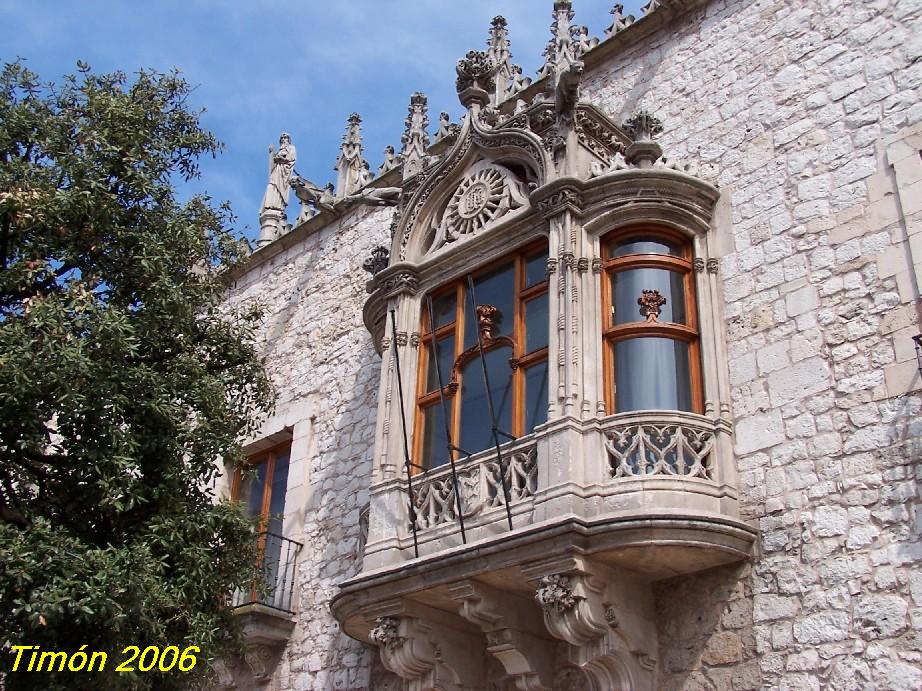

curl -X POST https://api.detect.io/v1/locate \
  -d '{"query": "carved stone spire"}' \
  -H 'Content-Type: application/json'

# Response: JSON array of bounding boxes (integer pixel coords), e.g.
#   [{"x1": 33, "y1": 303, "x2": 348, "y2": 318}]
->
[
  {"x1": 605, "y1": 4, "x2": 635, "y2": 36},
  {"x1": 487, "y1": 15, "x2": 518, "y2": 105},
  {"x1": 401, "y1": 93, "x2": 430, "y2": 180},
  {"x1": 538, "y1": 0, "x2": 579, "y2": 81},
  {"x1": 335, "y1": 113, "x2": 369, "y2": 199}
]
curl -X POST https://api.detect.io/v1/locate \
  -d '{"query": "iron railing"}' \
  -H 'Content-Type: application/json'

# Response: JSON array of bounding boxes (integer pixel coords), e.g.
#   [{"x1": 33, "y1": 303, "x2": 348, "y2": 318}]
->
[{"x1": 232, "y1": 531, "x2": 302, "y2": 614}]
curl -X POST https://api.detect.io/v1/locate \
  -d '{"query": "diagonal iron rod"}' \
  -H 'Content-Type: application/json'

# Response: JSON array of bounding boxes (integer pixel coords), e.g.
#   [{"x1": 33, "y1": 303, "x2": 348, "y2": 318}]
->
[
  {"x1": 466, "y1": 274, "x2": 515, "y2": 531},
  {"x1": 389, "y1": 309, "x2": 420, "y2": 558},
  {"x1": 426, "y1": 294, "x2": 468, "y2": 544}
]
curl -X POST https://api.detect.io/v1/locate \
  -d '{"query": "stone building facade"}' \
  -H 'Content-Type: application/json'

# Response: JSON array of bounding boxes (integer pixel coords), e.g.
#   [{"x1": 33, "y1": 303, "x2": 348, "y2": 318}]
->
[{"x1": 216, "y1": 0, "x2": 922, "y2": 689}]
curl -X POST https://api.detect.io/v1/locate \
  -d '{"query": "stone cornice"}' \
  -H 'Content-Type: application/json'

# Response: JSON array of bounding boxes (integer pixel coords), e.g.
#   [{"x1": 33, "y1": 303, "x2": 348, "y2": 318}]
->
[{"x1": 332, "y1": 511, "x2": 756, "y2": 640}]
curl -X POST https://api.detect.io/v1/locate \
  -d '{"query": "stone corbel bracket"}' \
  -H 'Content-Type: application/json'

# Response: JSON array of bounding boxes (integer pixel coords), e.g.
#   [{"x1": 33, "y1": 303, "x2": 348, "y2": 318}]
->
[
  {"x1": 447, "y1": 580, "x2": 556, "y2": 691},
  {"x1": 524, "y1": 559, "x2": 608, "y2": 647},
  {"x1": 522, "y1": 555, "x2": 659, "y2": 689},
  {"x1": 362, "y1": 599, "x2": 486, "y2": 690}
]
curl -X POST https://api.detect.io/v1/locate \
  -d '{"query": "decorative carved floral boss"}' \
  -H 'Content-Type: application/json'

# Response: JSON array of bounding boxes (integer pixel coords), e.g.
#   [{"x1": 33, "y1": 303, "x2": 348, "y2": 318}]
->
[
  {"x1": 637, "y1": 289, "x2": 666, "y2": 322},
  {"x1": 426, "y1": 162, "x2": 529, "y2": 254}
]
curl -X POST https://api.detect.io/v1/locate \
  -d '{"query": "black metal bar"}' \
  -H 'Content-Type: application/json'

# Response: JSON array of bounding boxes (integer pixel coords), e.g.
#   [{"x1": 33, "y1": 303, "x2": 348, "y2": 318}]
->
[
  {"x1": 466, "y1": 274, "x2": 515, "y2": 531},
  {"x1": 232, "y1": 531, "x2": 303, "y2": 613},
  {"x1": 390, "y1": 309, "x2": 421, "y2": 559},
  {"x1": 426, "y1": 294, "x2": 468, "y2": 544}
]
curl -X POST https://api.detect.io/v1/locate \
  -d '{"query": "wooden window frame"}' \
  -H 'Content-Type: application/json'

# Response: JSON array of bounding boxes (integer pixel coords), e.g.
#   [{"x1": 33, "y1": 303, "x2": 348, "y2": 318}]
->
[
  {"x1": 230, "y1": 441, "x2": 291, "y2": 531},
  {"x1": 414, "y1": 241, "x2": 549, "y2": 472},
  {"x1": 601, "y1": 226, "x2": 704, "y2": 415}
]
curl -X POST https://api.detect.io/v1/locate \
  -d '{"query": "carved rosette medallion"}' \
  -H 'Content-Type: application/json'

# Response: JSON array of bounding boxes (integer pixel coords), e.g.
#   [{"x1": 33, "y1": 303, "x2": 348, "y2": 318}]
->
[
  {"x1": 637, "y1": 289, "x2": 666, "y2": 322},
  {"x1": 427, "y1": 163, "x2": 527, "y2": 253},
  {"x1": 535, "y1": 574, "x2": 577, "y2": 613}
]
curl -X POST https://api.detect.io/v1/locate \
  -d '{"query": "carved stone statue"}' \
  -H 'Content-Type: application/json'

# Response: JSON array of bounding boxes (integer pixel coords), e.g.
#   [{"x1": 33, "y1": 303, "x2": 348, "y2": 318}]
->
[
  {"x1": 291, "y1": 175, "x2": 336, "y2": 222},
  {"x1": 509, "y1": 64, "x2": 532, "y2": 96},
  {"x1": 379, "y1": 145, "x2": 399, "y2": 174},
  {"x1": 342, "y1": 187, "x2": 402, "y2": 208},
  {"x1": 260, "y1": 133, "x2": 297, "y2": 212}
]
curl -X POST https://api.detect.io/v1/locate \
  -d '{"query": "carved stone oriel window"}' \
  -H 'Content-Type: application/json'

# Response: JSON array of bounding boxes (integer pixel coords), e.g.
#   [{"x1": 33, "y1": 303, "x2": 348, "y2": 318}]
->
[
  {"x1": 601, "y1": 227, "x2": 702, "y2": 414},
  {"x1": 416, "y1": 243, "x2": 549, "y2": 471}
]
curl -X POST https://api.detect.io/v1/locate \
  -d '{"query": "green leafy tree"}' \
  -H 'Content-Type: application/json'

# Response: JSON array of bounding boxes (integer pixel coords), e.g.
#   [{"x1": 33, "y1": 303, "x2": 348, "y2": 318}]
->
[{"x1": 0, "y1": 61, "x2": 274, "y2": 690}]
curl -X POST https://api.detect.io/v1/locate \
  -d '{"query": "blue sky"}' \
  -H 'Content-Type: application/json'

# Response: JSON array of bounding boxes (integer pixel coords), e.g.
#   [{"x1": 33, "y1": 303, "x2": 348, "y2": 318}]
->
[{"x1": 2, "y1": 0, "x2": 645, "y2": 240}]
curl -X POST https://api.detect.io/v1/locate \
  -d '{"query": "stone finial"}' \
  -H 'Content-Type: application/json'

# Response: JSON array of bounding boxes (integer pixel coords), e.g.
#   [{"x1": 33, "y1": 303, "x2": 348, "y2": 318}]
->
[
  {"x1": 335, "y1": 113, "x2": 370, "y2": 199},
  {"x1": 605, "y1": 4, "x2": 635, "y2": 36},
  {"x1": 536, "y1": 1, "x2": 578, "y2": 79},
  {"x1": 623, "y1": 111, "x2": 664, "y2": 140},
  {"x1": 401, "y1": 92, "x2": 430, "y2": 180},
  {"x1": 642, "y1": 0, "x2": 663, "y2": 15},
  {"x1": 623, "y1": 111, "x2": 664, "y2": 167},
  {"x1": 539, "y1": 0, "x2": 584, "y2": 125},
  {"x1": 258, "y1": 132, "x2": 297, "y2": 246},
  {"x1": 363, "y1": 246, "x2": 390, "y2": 276},
  {"x1": 487, "y1": 15, "x2": 520, "y2": 105},
  {"x1": 378, "y1": 145, "x2": 399, "y2": 174},
  {"x1": 456, "y1": 50, "x2": 496, "y2": 110}
]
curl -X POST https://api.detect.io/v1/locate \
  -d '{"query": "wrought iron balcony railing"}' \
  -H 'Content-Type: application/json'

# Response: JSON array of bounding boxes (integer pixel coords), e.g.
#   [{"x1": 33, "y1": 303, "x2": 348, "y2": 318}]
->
[{"x1": 232, "y1": 531, "x2": 302, "y2": 614}]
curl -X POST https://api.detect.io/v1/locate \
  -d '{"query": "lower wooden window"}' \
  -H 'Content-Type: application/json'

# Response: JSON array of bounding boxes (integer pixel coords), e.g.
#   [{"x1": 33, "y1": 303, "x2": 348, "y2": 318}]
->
[{"x1": 231, "y1": 444, "x2": 290, "y2": 534}]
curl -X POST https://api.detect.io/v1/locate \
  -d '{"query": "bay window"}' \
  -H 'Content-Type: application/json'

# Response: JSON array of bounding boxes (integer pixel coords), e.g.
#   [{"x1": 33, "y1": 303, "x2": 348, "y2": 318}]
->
[
  {"x1": 601, "y1": 227, "x2": 703, "y2": 415},
  {"x1": 415, "y1": 243, "x2": 549, "y2": 471}
]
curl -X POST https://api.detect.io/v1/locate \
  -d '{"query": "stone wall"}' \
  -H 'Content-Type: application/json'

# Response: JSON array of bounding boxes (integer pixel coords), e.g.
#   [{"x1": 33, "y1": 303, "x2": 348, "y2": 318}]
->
[
  {"x1": 583, "y1": 0, "x2": 922, "y2": 688},
  {"x1": 223, "y1": 205, "x2": 392, "y2": 690}
]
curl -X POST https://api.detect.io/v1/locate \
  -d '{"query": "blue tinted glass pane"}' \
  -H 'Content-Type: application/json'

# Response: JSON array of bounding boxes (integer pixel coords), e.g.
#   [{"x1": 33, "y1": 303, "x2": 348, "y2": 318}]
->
[
  {"x1": 421, "y1": 403, "x2": 449, "y2": 470},
  {"x1": 459, "y1": 347, "x2": 514, "y2": 455},
  {"x1": 610, "y1": 268, "x2": 686, "y2": 325},
  {"x1": 267, "y1": 450, "x2": 290, "y2": 534},
  {"x1": 525, "y1": 293, "x2": 549, "y2": 353},
  {"x1": 525, "y1": 361, "x2": 549, "y2": 432},
  {"x1": 425, "y1": 335, "x2": 454, "y2": 392},
  {"x1": 464, "y1": 263, "x2": 515, "y2": 348},
  {"x1": 608, "y1": 236, "x2": 681, "y2": 258},
  {"x1": 525, "y1": 250, "x2": 549, "y2": 287},
  {"x1": 246, "y1": 462, "x2": 268, "y2": 518},
  {"x1": 429, "y1": 292, "x2": 456, "y2": 331},
  {"x1": 614, "y1": 338, "x2": 692, "y2": 412}
]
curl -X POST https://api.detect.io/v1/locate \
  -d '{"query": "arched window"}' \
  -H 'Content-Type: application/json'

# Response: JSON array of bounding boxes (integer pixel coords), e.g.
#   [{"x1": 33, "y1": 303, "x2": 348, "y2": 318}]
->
[
  {"x1": 601, "y1": 227, "x2": 703, "y2": 415},
  {"x1": 415, "y1": 243, "x2": 549, "y2": 470}
]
